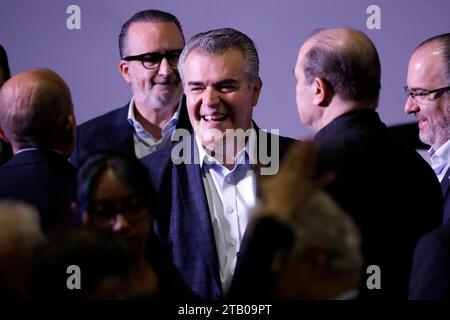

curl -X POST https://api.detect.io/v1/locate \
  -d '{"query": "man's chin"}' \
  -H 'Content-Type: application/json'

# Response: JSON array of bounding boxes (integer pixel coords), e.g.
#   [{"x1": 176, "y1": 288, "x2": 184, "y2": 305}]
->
[
  {"x1": 419, "y1": 131, "x2": 433, "y2": 147},
  {"x1": 148, "y1": 96, "x2": 181, "y2": 109}
]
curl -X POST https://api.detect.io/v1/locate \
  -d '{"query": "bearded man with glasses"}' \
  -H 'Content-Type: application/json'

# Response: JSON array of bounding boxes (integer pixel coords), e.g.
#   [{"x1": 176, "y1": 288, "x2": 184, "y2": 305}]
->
[
  {"x1": 406, "y1": 33, "x2": 450, "y2": 300},
  {"x1": 70, "y1": 9, "x2": 192, "y2": 167},
  {"x1": 404, "y1": 33, "x2": 450, "y2": 224}
]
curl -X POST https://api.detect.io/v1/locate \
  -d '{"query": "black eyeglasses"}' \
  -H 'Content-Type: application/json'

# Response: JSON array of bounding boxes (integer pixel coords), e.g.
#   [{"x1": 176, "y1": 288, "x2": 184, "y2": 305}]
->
[
  {"x1": 404, "y1": 85, "x2": 450, "y2": 104},
  {"x1": 123, "y1": 50, "x2": 183, "y2": 70},
  {"x1": 88, "y1": 195, "x2": 148, "y2": 225}
]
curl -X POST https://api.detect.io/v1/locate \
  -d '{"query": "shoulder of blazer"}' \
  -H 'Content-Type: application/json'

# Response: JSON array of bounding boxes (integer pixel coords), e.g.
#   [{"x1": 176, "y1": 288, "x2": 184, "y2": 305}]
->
[
  {"x1": 253, "y1": 122, "x2": 297, "y2": 160},
  {"x1": 77, "y1": 104, "x2": 130, "y2": 135}
]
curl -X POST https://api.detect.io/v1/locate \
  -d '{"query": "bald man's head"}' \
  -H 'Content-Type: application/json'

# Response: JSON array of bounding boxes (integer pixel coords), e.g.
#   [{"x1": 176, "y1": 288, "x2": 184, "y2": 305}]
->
[
  {"x1": 0, "y1": 69, "x2": 75, "y2": 155},
  {"x1": 414, "y1": 33, "x2": 450, "y2": 88},
  {"x1": 299, "y1": 28, "x2": 381, "y2": 107}
]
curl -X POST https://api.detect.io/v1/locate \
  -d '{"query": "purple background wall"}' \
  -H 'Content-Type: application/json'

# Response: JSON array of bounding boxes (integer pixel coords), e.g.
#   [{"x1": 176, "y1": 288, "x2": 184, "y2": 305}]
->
[{"x1": 1, "y1": 0, "x2": 449, "y2": 139}]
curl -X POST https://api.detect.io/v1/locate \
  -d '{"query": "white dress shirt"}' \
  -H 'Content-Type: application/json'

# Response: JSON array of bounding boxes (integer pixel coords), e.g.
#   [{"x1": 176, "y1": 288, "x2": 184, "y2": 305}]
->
[
  {"x1": 195, "y1": 134, "x2": 257, "y2": 294},
  {"x1": 428, "y1": 139, "x2": 450, "y2": 182},
  {"x1": 127, "y1": 97, "x2": 180, "y2": 159}
]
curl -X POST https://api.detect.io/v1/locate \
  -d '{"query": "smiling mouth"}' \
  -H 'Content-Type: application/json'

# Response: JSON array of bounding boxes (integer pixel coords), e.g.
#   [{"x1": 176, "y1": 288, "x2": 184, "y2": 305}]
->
[{"x1": 201, "y1": 114, "x2": 228, "y2": 121}]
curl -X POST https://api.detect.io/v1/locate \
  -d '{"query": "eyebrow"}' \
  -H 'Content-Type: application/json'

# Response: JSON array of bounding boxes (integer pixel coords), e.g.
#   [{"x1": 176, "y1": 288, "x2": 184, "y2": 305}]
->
[
  {"x1": 406, "y1": 85, "x2": 429, "y2": 90},
  {"x1": 187, "y1": 79, "x2": 240, "y2": 87},
  {"x1": 187, "y1": 81, "x2": 204, "y2": 87}
]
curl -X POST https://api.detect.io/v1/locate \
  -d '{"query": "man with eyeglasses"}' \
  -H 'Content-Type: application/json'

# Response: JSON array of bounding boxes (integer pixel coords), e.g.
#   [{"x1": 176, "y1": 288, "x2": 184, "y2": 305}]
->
[
  {"x1": 70, "y1": 10, "x2": 192, "y2": 167},
  {"x1": 404, "y1": 33, "x2": 450, "y2": 224},
  {"x1": 405, "y1": 33, "x2": 450, "y2": 300}
]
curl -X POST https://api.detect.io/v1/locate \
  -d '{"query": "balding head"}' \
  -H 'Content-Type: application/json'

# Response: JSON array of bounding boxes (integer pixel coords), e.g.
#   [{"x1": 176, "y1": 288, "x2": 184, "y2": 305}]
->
[
  {"x1": 0, "y1": 69, "x2": 75, "y2": 156},
  {"x1": 299, "y1": 28, "x2": 381, "y2": 107},
  {"x1": 404, "y1": 33, "x2": 450, "y2": 150},
  {"x1": 413, "y1": 33, "x2": 450, "y2": 89}
]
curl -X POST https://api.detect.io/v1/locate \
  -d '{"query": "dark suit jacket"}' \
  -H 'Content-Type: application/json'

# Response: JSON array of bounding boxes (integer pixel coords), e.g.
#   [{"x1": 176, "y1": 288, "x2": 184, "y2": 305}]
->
[
  {"x1": 409, "y1": 223, "x2": 450, "y2": 299},
  {"x1": 0, "y1": 140, "x2": 12, "y2": 166},
  {"x1": 440, "y1": 168, "x2": 450, "y2": 224},
  {"x1": 0, "y1": 149, "x2": 75, "y2": 233},
  {"x1": 387, "y1": 122, "x2": 429, "y2": 150},
  {"x1": 141, "y1": 127, "x2": 295, "y2": 300},
  {"x1": 314, "y1": 109, "x2": 443, "y2": 299},
  {"x1": 70, "y1": 97, "x2": 192, "y2": 167}
]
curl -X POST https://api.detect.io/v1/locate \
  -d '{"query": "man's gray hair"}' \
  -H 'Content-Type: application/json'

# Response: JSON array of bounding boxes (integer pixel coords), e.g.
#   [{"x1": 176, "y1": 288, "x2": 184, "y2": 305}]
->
[
  {"x1": 0, "y1": 200, "x2": 45, "y2": 297},
  {"x1": 178, "y1": 28, "x2": 259, "y2": 85},
  {"x1": 288, "y1": 191, "x2": 362, "y2": 275},
  {"x1": 0, "y1": 200, "x2": 44, "y2": 255}
]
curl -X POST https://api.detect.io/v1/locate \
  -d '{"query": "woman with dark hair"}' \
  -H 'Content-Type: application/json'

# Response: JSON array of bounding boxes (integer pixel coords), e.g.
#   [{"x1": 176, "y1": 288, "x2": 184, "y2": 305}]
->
[{"x1": 76, "y1": 152, "x2": 191, "y2": 299}]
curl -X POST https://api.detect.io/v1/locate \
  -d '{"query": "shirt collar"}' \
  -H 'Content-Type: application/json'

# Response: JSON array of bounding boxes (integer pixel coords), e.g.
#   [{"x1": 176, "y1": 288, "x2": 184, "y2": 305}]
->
[
  {"x1": 15, "y1": 147, "x2": 64, "y2": 156},
  {"x1": 195, "y1": 124, "x2": 257, "y2": 169},
  {"x1": 429, "y1": 139, "x2": 450, "y2": 164},
  {"x1": 127, "y1": 97, "x2": 181, "y2": 135}
]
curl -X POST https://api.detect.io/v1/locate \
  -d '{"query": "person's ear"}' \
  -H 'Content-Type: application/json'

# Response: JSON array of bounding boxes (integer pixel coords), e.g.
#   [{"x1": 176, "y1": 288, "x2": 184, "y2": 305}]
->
[
  {"x1": 312, "y1": 77, "x2": 332, "y2": 107},
  {"x1": 63, "y1": 114, "x2": 76, "y2": 149},
  {"x1": 251, "y1": 77, "x2": 263, "y2": 107},
  {"x1": 119, "y1": 60, "x2": 131, "y2": 84},
  {"x1": 66, "y1": 114, "x2": 76, "y2": 135}
]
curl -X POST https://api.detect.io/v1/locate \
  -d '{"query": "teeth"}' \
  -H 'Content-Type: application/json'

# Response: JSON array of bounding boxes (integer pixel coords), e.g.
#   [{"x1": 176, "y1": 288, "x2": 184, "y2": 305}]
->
[{"x1": 202, "y1": 114, "x2": 227, "y2": 121}]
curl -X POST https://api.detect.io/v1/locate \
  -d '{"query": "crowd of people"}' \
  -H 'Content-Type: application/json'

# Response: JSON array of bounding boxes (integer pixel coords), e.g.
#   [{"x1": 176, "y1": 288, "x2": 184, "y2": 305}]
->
[{"x1": 1, "y1": 9, "x2": 449, "y2": 300}]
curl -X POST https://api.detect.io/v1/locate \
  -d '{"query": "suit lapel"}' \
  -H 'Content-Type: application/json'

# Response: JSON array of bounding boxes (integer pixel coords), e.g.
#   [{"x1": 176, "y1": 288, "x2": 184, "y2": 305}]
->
[
  {"x1": 176, "y1": 136, "x2": 221, "y2": 289},
  {"x1": 110, "y1": 105, "x2": 135, "y2": 157},
  {"x1": 441, "y1": 167, "x2": 450, "y2": 198},
  {"x1": 176, "y1": 95, "x2": 193, "y2": 133}
]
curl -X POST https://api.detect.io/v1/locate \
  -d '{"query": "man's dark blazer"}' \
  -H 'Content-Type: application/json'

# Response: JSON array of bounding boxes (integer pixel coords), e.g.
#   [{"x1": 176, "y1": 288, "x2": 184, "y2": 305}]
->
[
  {"x1": 409, "y1": 222, "x2": 450, "y2": 299},
  {"x1": 140, "y1": 126, "x2": 295, "y2": 300},
  {"x1": 439, "y1": 169, "x2": 450, "y2": 224},
  {"x1": 70, "y1": 96, "x2": 192, "y2": 167},
  {"x1": 314, "y1": 109, "x2": 443, "y2": 299},
  {"x1": 387, "y1": 122, "x2": 429, "y2": 151},
  {"x1": 0, "y1": 140, "x2": 12, "y2": 166},
  {"x1": 0, "y1": 149, "x2": 75, "y2": 233}
]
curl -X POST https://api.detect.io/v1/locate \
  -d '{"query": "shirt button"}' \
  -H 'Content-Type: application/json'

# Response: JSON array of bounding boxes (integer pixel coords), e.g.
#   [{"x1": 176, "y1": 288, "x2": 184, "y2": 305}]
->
[
  {"x1": 231, "y1": 240, "x2": 236, "y2": 246},
  {"x1": 226, "y1": 177, "x2": 232, "y2": 183},
  {"x1": 227, "y1": 207, "x2": 234, "y2": 214}
]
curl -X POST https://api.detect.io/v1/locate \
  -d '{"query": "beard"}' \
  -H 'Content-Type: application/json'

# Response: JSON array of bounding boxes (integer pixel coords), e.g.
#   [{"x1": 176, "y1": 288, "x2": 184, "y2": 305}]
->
[
  {"x1": 134, "y1": 74, "x2": 183, "y2": 110},
  {"x1": 419, "y1": 101, "x2": 450, "y2": 148}
]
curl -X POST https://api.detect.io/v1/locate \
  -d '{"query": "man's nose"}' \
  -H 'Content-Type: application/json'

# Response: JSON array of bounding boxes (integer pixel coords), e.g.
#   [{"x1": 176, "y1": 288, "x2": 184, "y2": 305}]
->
[
  {"x1": 404, "y1": 96, "x2": 420, "y2": 114},
  {"x1": 202, "y1": 87, "x2": 220, "y2": 107},
  {"x1": 157, "y1": 57, "x2": 175, "y2": 76}
]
